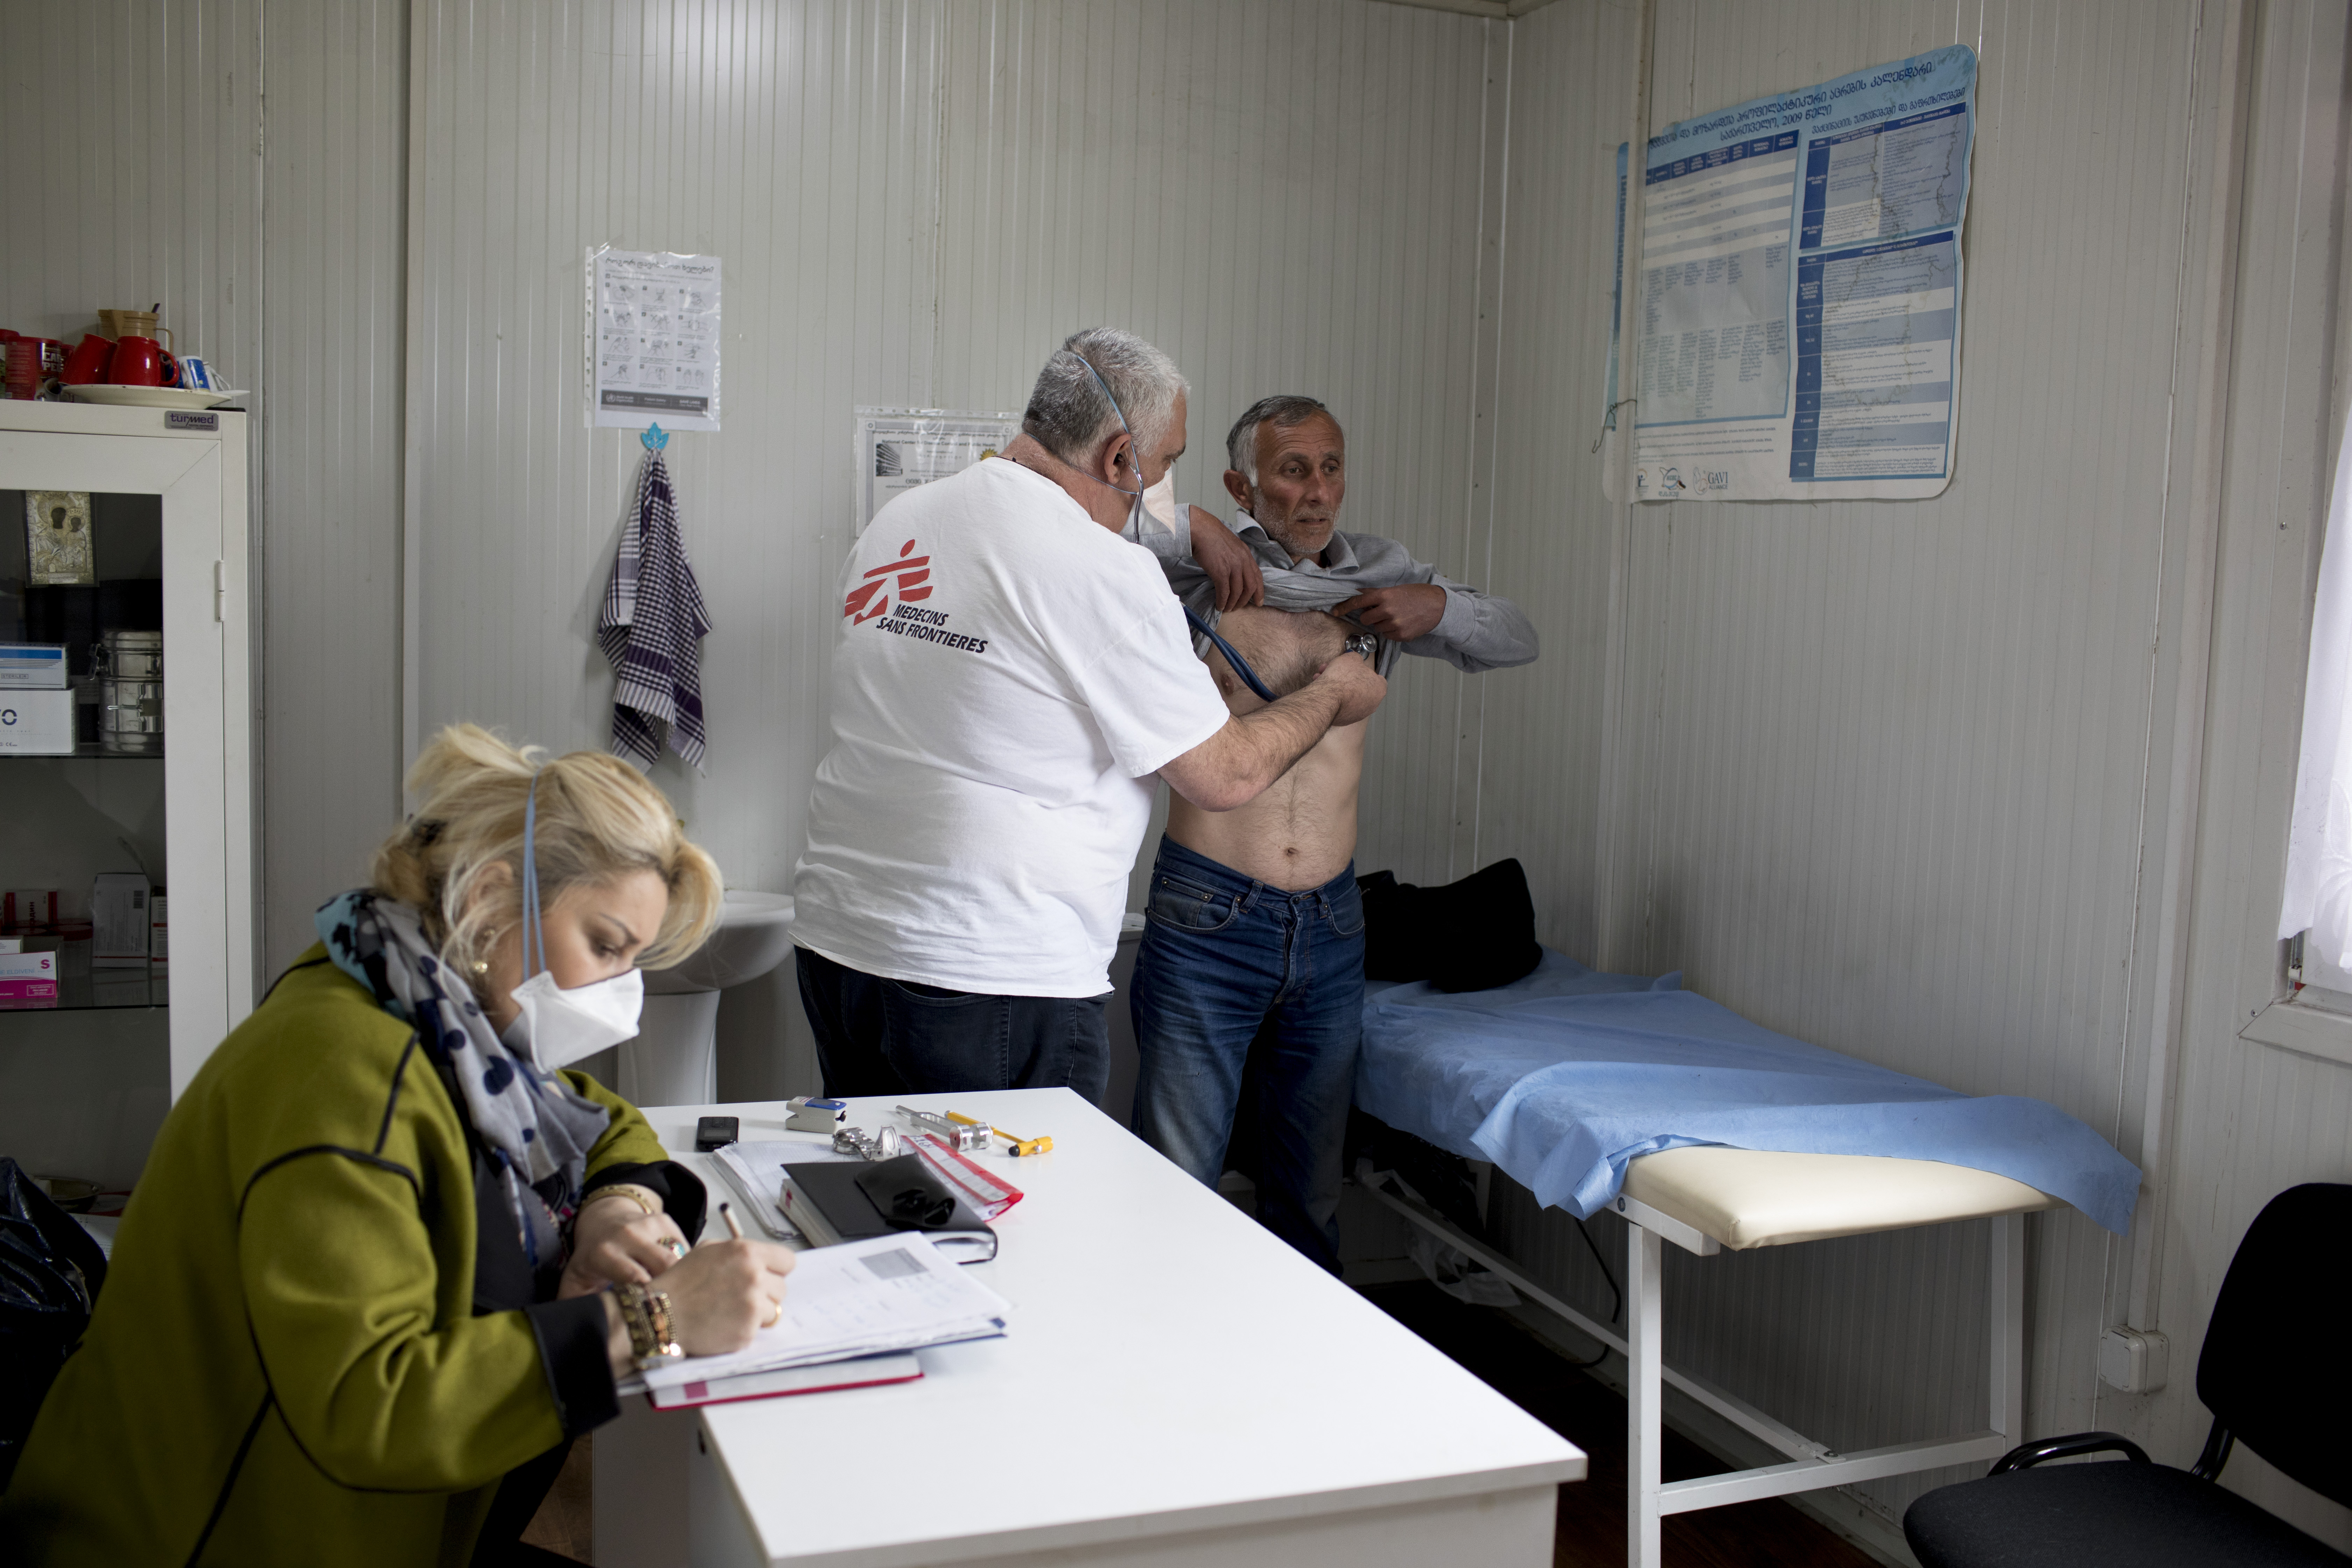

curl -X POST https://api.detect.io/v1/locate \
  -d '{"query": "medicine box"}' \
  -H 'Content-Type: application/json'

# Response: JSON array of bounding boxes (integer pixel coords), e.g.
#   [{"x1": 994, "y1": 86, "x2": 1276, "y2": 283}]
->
[
  {"x1": 0, "y1": 949, "x2": 60, "y2": 1004},
  {"x1": 0, "y1": 643, "x2": 69, "y2": 688},
  {"x1": 92, "y1": 873, "x2": 150, "y2": 967},
  {"x1": 5, "y1": 889, "x2": 57, "y2": 929},
  {"x1": 0, "y1": 688, "x2": 74, "y2": 755}
]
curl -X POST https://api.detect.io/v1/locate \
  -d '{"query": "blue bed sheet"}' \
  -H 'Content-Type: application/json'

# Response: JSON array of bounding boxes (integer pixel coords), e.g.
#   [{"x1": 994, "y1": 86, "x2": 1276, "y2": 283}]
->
[{"x1": 1355, "y1": 951, "x2": 2140, "y2": 1235}]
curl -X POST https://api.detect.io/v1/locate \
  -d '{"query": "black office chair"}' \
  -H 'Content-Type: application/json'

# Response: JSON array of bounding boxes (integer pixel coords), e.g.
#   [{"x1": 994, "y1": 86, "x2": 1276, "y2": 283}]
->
[{"x1": 1906, "y1": 1183, "x2": 2352, "y2": 1567}]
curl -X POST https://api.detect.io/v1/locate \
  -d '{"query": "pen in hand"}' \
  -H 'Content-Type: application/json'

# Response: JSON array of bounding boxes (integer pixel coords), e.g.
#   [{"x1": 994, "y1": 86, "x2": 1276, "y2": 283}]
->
[{"x1": 719, "y1": 1200, "x2": 789, "y2": 1334}]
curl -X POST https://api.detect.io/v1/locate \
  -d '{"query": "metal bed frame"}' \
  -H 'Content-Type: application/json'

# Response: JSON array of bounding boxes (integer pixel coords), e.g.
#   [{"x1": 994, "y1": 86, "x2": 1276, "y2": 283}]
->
[{"x1": 1359, "y1": 1175, "x2": 2026, "y2": 1568}]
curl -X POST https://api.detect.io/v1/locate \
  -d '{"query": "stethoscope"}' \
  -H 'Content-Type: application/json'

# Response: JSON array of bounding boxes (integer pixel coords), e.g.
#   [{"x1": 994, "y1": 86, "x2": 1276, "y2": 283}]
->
[{"x1": 1069, "y1": 351, "x2": 1284, "y2": 706}]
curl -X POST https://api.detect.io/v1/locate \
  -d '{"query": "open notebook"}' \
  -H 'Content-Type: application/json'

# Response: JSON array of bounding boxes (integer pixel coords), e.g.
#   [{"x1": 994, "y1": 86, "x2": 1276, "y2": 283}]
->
[{"x1": 634, "y1": 1232, "x2": 1010, "y2": 1394}]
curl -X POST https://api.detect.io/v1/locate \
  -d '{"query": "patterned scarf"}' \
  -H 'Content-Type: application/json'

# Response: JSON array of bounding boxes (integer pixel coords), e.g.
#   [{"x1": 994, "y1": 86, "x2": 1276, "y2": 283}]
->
[{"x1": 315, "y1": 890, "x2": 612, "y2": 1269}]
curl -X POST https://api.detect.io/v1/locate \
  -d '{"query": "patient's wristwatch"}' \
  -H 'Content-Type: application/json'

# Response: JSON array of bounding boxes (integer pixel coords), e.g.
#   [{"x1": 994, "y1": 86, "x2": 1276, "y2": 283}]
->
[
  {"x1": 616, "y1": 1281, "x2": 682, "y2": 1368},
  {"x1": 1343, "y1": 632, "x2": 1379, "y2": 660}
]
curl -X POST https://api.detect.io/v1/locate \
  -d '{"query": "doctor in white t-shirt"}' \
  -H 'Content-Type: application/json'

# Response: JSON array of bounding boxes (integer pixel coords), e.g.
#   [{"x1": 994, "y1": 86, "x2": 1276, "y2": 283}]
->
[{"x1": 791, "y1": 327, "x2": 1386, "y2": 1104}]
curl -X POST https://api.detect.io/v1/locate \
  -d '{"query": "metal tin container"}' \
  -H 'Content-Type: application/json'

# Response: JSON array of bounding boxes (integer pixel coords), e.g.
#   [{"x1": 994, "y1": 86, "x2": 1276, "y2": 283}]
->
[
  {"x1": 98, "y1": 629, "x2": 162, "y2": 681},
  {"x1": 99, "y1": 678, "x2": 163, "y2": 754},
  {"x1": 95, "y1": 631, "x2": 163, "y2": 755}
]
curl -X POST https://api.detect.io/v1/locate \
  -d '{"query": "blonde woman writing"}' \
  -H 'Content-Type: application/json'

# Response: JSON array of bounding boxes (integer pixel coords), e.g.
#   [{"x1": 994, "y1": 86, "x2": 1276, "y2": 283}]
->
[{"x1": 3, "y1": 726, "x2": 795, "y2": 1566}]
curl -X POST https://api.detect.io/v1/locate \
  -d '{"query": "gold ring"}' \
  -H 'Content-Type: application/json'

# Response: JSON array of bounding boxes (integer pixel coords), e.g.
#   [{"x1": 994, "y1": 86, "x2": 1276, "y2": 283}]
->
[{"x1": 761, "y1": 1297, "x2": 782, "y2": 1328}]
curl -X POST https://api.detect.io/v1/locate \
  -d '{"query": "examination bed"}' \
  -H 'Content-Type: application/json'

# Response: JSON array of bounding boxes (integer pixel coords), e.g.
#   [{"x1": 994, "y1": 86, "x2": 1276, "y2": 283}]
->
[{"x1": 1352, "y1": 952, "x2": 2141, "y2": 1568}]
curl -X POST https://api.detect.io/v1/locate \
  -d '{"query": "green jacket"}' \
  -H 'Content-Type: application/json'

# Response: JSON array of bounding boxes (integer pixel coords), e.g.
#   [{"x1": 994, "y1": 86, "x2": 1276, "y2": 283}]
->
[{"x1": 2, "y1": 945, "x2": 687, "y2": 1566}]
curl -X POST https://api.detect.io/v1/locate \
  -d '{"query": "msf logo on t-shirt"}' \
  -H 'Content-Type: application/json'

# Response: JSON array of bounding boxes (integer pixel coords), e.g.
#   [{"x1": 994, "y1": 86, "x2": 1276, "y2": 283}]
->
[
  {"x1": 843, "y1": 536, "x2": 990, "y2": 656},
  {"x1": 844, "y1": 539, "x2": 932, "y2": 624}
]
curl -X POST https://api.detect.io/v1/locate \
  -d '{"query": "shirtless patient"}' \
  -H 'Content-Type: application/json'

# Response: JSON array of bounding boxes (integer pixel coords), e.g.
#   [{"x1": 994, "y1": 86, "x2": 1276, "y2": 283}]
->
[{"x1": 1129, "y1": 396, "x2": 1539, "y2": 1270}]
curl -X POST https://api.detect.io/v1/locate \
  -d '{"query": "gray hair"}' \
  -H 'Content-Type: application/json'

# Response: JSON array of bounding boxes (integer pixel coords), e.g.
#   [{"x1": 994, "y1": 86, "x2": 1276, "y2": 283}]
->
[
  {"x1": 1224, "y1": 394, "x2": 1332, "y2": 482},
  {"x1": 1021, "y1": 328, "x2": 1188, "y2": 468}
]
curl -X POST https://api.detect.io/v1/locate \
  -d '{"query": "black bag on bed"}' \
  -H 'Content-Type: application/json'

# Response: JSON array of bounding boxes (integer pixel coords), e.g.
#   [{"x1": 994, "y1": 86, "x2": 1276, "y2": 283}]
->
[{"x1": 1358, "y1": 857, "x2": 1543, "y2": 993}]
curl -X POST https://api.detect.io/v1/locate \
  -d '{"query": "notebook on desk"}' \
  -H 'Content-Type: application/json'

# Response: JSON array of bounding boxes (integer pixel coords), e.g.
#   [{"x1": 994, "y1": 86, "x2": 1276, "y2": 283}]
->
[
  {"x1": 782, "y1": 1154, "x2": 1000, "y2": 1263},
  {"x1": 642, "y1": 1350, "x2": 922, "y2": 1410},
  {"x1": 635, "y1": 1232, "x2": 1009, "y2": 1394}
]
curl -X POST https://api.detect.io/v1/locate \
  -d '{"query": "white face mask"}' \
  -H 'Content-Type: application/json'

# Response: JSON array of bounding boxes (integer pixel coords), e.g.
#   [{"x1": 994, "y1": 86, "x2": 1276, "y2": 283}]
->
[
  {"x1": 502, "y1": 966, "x2": 644, "y2": 1072},
  {"x1": 1141, "y1": 468, "x2": 1178, "y2": 529}
]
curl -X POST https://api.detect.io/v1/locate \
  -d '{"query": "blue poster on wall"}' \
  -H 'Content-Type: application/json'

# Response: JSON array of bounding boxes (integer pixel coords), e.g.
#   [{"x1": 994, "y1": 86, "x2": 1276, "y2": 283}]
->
[{"x1": 1608, "y1": 45, "x2": 1976, "y2": 502}]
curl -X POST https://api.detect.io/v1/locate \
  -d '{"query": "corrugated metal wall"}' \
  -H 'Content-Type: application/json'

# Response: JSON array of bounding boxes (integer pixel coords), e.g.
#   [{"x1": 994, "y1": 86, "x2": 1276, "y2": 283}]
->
[
  {"x1": 930, "y1": 0, "x2": 1504, "y2": 894},
  {"x1": 1488, "y1": 0, "x2": 2351, "y2": 1541},
  {"x1": 404, "y1": 0, "x2": 1499, "y2": 902},
  {"x1": 2147, "y1": 0, "x2": 2351, "y2": 1544},
  {"x1": 400, "y1": 0, "x2": 1499, "y2": 1096},
  {"x1": 12, "y1": 2, "x2": 2352, "y2": 1547},
  {"x1": 0, "y1": 2, "x2": 262, "y2": 374},
  {"x1": 260, "y1": 0, "x2": 408, "y2": 966},
  {"x1": 0, "y1": 0, "x2": 405, "y2": 977},
  {"x1": 405, "y1": 0, "x2": 947, "y2": 885},
  {"x1": 1476, "y1": 0, "x2": 1631, "y2": 963}
]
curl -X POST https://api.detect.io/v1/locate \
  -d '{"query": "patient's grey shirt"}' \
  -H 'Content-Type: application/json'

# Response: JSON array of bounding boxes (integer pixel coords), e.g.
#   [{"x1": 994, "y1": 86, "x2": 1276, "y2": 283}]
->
[{"x1": 1143, "y1": 510, "x2": 1539, "y2": 676}]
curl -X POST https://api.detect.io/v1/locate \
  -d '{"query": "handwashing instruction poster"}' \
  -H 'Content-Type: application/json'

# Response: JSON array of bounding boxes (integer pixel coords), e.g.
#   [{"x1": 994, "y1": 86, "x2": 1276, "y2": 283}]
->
[
  {"x1": 853, "y1": 408, "x2": 1024, "y2": 533},
  {"x1": 591, "y1": 248, "x2": 722, "y2": 431},
  {"x1": 1609, "y1": 45, "x2": 1975, "y2": 502}
]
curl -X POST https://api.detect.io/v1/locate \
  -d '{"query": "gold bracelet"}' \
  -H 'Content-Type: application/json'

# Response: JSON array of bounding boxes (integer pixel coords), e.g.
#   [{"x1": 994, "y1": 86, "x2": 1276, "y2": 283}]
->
[
  {"x1": 616, "y1": 1281, "x2": 682, "y2": 1368},
  {"x1": 585, "y1": 1182, "x2": 663, "y2": 1221}
]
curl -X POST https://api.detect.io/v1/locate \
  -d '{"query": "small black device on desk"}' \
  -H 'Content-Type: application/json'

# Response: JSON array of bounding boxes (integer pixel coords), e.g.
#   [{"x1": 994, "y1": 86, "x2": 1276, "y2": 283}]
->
[
  {"x1": 694, "y1": 1115, "x2": 739, "y2": 1152},
  {"x1": 782, "y1": 1154, "x2": 999, "y2": 1262}
]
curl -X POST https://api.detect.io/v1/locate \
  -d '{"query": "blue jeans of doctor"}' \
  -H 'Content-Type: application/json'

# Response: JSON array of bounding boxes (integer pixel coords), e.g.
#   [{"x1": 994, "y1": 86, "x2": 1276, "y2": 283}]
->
[{"x1": 1129, "y1": 836, "x2": 1365, "y2": 1273}]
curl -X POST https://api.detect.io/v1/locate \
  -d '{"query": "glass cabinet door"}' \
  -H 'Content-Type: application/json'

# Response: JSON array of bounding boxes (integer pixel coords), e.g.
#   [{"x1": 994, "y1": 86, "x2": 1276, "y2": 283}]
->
[
  {"x1": 0, "y1": 411, "x2": 250, "y2": 1204},
  {"x1": 2, "y1": 491, "x2": 170, "y2": 983},
  {"x1": 0, "y1": 489, "x2": 173, "y2": 1199}
]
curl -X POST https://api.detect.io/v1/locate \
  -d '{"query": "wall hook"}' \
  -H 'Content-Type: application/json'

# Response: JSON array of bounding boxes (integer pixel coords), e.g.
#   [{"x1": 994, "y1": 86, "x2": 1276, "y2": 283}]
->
[{"x1": 641, "y1": 422, "x2": 669, "y2": 451}]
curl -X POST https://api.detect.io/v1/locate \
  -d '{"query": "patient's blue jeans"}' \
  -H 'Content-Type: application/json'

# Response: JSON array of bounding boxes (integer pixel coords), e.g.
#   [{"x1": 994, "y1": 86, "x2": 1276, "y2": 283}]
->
[{"x1": 1128, "y1": 836, "x2": 1365, "y2": 1273}]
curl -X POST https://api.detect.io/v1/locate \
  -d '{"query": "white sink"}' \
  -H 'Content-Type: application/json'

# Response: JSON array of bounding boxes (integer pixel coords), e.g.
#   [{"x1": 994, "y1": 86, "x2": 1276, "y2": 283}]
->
[
  {"x1": 622, "y1": 890, "x2": 795, "y2": 1107},
  {"x1": 645, "y1": 890, "x2": 797, "y2": 994}
]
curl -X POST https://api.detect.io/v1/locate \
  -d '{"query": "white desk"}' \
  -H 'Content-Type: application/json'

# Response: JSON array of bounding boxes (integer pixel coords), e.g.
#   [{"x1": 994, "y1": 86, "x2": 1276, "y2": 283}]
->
[{"x1": 596, "y1": 1088, "x2": 1583, "y2": 1568}]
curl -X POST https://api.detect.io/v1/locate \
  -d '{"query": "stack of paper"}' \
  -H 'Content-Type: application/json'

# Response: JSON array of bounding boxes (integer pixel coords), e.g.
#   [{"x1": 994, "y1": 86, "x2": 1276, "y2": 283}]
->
[
  {"x1": 711, "y1": 1138, "x2": 850, "y2": 1239},
  {"x1": 636, "y1": 1232, "x2": 1011, "y2": 1395}
]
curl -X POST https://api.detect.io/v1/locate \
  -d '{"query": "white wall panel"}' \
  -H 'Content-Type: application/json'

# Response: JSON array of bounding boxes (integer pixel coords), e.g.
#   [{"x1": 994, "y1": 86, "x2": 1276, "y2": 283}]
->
[
  {"x1": 20, "y1": 9, "x2": 2351, "y2": 1551},
  {"x1": 404, "y1": 0, "x2": 1494, "y2": 1096},
  {"x1": 259, "y1": 0, "x2": 408, "y2": 970},
  {"x1": 0, "y1": 0, "x2": 268, "y2": 977},
  {"x1": 406, "y1": 0, "x2": 1495, "y2": 914},
  {"x1": 2144, "y1": 0, "x2": 2351, "y2": 1544},
  {"x1": 0, "y1": 1, "x2": 262, "y2": 375},
  {"x1": 407, "y1": 0, "x2": 948, "y2": 888},
  {"x1": 0, "y1": 1, "x2": 409, "y2": 981},
  {"x1": 1484, "y1": 0, "x2": 2256, "y2": 1532},
  {"x1": 930, "y1": 0, "x2": 1499, "y2": 898},
  {"x1": 1475, "y1": 0, "x2": 1631, "y2": 961}
]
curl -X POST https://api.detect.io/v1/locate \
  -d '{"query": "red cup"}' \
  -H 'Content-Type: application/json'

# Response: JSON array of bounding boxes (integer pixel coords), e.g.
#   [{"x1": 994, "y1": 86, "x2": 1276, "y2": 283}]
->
[
  {"x1": 4, "y1": 337, "x2": 59, "y2": 399},
  {"x1": 109, "y1": 335, "x2": 170, "y2": 387},
  {"x1": 59, "y1": 334, "x2": 114, "y2": 386}
]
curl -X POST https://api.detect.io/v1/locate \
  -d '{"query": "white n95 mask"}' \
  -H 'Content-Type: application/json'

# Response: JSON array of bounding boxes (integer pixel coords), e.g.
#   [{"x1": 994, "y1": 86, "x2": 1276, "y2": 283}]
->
[
  {"x1": 503, "y1": 966, "x2": 644, "y2": 1073},
  {"x1": 1126, "y1": 467, "x2": 1181, "y2": 547},
  {"x1": 503, "y1": 764, "x2": 645, "y2": 1073},
  {"x1": 1143, "y1": 468, "x2": 1178, "y2": 529}
]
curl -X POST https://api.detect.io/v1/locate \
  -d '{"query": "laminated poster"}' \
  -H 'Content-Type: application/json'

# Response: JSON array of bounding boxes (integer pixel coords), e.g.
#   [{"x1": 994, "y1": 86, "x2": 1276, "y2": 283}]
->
[
  {"x1": 590, "y1": 247, "x2": 721, "y2": 431},
  {"x1": 1607, "y1": 45, "x2": 1976, "y2": 502},
  {"x1": 853, "y1": 408, "x2": 1024, "y2": 534}
]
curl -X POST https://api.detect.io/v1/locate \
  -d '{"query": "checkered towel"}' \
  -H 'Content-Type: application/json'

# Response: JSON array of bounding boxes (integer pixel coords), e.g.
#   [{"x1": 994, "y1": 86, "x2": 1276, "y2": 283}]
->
[{"x1": 598, "y1": 450, "x2": 712, "y2": 771}]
